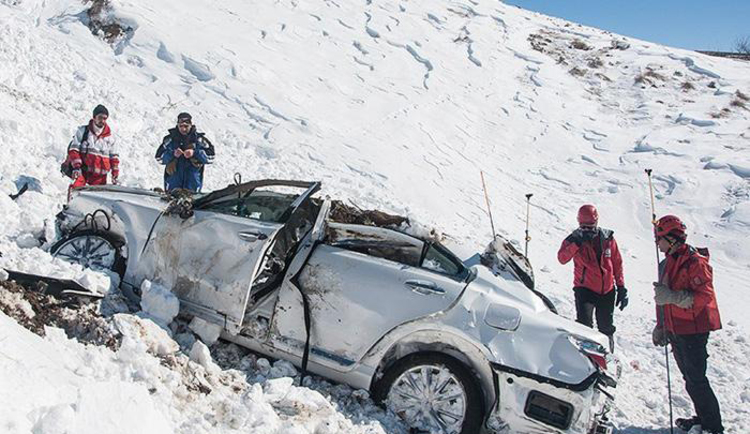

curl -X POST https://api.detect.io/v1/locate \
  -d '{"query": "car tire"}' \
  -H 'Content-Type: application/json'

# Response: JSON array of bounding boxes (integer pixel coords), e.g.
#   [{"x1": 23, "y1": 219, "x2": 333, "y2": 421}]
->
[
  {"x1": 51, "y1": 230, "x2": 126, "y2": 278},
  {"x1": 372, "y1": 352, "x2": 485, "y2": 434}
]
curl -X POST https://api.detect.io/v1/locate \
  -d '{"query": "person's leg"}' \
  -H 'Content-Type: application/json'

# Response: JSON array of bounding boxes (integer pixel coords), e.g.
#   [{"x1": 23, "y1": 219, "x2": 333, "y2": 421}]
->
[
  {"x1": 574, "y1": 287, "x2": 595, "y2": 328},
  {"x1": 672, "y1": 333, "x2": 723, "y2": 432},
  {"x1": 595, "y1": 289, "x2": 617, "y2": 336}
]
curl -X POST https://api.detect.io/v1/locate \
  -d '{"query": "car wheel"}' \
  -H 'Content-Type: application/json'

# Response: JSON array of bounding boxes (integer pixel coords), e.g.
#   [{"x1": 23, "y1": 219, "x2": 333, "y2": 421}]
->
[
  {"x1": 51, "y1": 230, "x2": 126, "y2": 277},
  {"x1": 373, "y1": 353, "x2": 485, "y2": 434}
]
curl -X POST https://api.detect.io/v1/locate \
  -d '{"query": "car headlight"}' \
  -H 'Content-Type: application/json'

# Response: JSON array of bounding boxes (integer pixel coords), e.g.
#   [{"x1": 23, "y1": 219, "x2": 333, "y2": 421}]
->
[{"x1": 568, "y1": 334, "x2": 608, "y2": 371}]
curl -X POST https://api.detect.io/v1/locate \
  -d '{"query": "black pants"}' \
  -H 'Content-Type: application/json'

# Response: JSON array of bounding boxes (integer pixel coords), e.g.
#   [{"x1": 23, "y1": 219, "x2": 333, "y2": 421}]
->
[
  {"x1": 672, "y1": 333, "x2": 723, "y2": 433},
  {"x1": 573, "y1": 287, "x2": 615, "y2": 336}
]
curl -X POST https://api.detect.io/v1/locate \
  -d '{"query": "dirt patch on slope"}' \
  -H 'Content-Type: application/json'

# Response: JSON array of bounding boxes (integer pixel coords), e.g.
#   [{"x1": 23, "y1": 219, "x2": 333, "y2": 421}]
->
[{"x1": 0, "y1": 279, "x2": 121, "y2": 350}]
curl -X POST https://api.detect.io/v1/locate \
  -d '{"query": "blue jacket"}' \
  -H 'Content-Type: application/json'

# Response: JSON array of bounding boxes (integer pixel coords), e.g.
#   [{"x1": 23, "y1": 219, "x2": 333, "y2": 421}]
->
[{"x1": 157, "y1": 127, "x2": 213, "y2": 192}]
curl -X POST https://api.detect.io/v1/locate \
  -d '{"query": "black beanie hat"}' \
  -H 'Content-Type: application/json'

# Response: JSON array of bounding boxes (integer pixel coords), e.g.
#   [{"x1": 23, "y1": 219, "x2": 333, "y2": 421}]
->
[
  {"x1": 177, "y1": 112, "x2": 192, "y2": 123},
  {"x1": 93, "y1": 104, "x2": 109, "y2": 117}
]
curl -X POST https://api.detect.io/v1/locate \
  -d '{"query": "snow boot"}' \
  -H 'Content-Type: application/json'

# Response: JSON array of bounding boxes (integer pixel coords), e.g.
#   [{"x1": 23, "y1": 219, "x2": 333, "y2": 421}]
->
[
  {"x1": 676, "y1": 416, "x2": 701, "y2": 432},
  {"x1": 607, "y1": 334, "x2": 615, "y2": 353}
]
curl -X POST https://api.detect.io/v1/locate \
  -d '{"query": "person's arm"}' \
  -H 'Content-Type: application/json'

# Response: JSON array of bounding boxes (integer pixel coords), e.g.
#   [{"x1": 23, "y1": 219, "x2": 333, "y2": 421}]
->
[
  {"x1": 161, "y1": 140, "x2": 176, "y2": 165},
  {"x1": 109, "y1": 137, "x2": 120, "y2": 182},
  {"x1": 612, "y1": 237, "x2": 625, "y2": 287},
  {"x1": 155, "y1": 139, "x2": 167, "y2": 163},
  {"x1": 686, "y1": 257, "x2": 714, "y2": 312},
  {"x1": 557, "y1": 231, "x2": 581, "y2": 264},
  {"x1": 191, "y1": 140, "x2": 209, "y2": 164},
  {"x1": 68, "y1": 127, "x2": 84, "y2": 170}
]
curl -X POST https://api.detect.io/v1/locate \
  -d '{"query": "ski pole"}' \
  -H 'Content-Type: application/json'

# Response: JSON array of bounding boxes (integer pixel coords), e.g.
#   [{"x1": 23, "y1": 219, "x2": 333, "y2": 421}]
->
[
  {"x1": 480, "y1": 171, "x2": 497, "y2": 240},
  {"x1": 646, "y1": 168, "x2": 674, "y2": 434},
  {"x1": 524, "y1": 193, "x2": 533, "y2": 257}
]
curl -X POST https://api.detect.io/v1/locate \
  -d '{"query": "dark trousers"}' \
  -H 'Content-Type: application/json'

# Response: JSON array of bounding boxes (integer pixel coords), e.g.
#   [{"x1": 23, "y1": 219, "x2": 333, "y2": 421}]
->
[
  {"x1": 672, "y1": 333, "x2": 723, "y2": 433},
  {"x1": 573, "y1": 287, "x2": 616, "y2": 336}
]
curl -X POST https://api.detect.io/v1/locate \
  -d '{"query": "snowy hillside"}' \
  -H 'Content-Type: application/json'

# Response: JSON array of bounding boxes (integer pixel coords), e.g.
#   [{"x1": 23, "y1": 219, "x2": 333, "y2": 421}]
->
[{"x1": 1, "y1": 0, "x2": 749, "y2": 433}]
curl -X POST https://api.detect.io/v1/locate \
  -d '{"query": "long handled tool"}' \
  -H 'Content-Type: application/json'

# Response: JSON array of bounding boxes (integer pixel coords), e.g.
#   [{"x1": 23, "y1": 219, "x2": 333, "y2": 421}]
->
[
  {"x1": 524, "y1": 193, "x2": 533, "y2": 257},
  {"x1": 646, "y1": 168, "x2": 674, "y2": 434},
  {"x1": 480, "y1": 171, "x2": 497, "y2": 240}
]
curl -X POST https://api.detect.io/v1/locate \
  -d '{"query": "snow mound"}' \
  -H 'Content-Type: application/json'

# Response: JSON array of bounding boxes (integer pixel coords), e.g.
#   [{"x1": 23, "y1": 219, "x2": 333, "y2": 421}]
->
[{"x1": 139, "y1": 279, "x2": 179, "y2": 328}]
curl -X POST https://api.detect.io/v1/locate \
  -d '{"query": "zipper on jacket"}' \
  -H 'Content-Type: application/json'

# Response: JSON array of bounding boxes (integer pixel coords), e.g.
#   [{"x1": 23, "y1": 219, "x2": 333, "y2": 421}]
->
[
  {"x1": 599, "y1": 232, "x2": 606, "y2": 293},
  {"x1": 580, "y1": 267, "x2": 587, "y2": 285}
]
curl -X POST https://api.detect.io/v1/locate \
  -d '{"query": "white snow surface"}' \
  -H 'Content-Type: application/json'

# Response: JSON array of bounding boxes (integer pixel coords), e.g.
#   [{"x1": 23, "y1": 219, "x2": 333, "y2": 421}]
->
[{"x1": 0, "y1": 0, "x2": 749, "y2": 433}]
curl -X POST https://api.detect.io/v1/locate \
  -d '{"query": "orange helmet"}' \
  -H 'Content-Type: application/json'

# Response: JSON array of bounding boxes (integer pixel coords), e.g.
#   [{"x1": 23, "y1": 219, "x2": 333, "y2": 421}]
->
[
  {"x1": 577, "y1": 205, "x2": 598, "y2": 226},
  {"x1": 655, "y1": 215, "x2": 687, "y2": 241}
]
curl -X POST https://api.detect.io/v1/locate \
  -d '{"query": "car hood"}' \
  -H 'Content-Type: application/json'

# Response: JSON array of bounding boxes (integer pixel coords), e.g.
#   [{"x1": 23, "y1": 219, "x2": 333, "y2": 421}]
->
[{"x1": 449, "y1": 266, "x2": 608, "y2": 385}]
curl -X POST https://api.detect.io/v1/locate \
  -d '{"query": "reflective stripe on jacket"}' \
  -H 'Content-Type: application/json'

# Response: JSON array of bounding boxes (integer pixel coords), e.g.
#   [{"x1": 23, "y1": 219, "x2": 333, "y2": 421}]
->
[
  {"x1": 557, "y1": 228, "x2": 624, "y2": 294},
  {"x1": 657, "y1": 244, "x2": 722, "y2": 335}
]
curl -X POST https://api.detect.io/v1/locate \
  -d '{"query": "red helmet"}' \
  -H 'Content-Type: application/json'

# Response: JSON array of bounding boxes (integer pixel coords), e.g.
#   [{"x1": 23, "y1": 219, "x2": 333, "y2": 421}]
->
[
  {"x1": 577, "y1": 205, "x2": 599, "y2": 226},
  {"x1": 655, "y1": 214, "x2": 687, "y2": 241}
]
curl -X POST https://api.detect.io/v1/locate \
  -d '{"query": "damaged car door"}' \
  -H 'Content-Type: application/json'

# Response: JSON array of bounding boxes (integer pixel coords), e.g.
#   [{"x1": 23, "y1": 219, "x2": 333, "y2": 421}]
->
[
  {"x1": 271, "y1": 223, "x2": 471, "y2": 371},
  {"x1": 142, "y1": 181, "x2": 320, "y2": 335}
]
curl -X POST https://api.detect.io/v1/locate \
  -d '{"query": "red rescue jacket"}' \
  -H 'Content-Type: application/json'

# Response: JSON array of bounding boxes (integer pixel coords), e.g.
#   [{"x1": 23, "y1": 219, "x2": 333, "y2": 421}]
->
[
  {"x1": 557, "y1": 228, "x2": 625, "y2": 295},
  {"x1": 67, "y1": 121, "x2": 119, "y2": 180},
  {"x1": 657, "y1": 244, "x2": 721, "y2": 335}
]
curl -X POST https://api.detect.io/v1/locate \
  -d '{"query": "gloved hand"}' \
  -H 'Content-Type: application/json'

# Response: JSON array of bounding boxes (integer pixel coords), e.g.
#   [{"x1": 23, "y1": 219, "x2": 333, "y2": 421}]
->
[
  {"x1": 173, "y1": 148, "x2": 184, "y2": 158},
  {"x1": 652, "y1": 325, "x2": 668, "y2": 347},
  {"x1": 654, "y1": 282, "x2": 694, "y2": 309},
  {"x1": 615, "y1": 286, "x2": 629, "y2": 310},
  {"x1": 111, "y1": 174, "x2": 119, "y2": 185},
  {"x1": 183, "y1": 148, "x2": 194, "y2": 159},
  {"x1": 566, "y1": 229, "x2": 584, "y2": 246},
  {"x1": 579, "y1": 228, "x2": 597, "y2": 242},
  {"x1": 71, "y1": 169, "x2": 82, "y2": 179}
]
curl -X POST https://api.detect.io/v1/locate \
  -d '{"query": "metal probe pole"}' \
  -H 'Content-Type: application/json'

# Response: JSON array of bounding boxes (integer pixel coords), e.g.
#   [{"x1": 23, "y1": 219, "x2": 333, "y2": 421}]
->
[{"x1": 646, "y1": 168, "x2": 674, "y2": 434}]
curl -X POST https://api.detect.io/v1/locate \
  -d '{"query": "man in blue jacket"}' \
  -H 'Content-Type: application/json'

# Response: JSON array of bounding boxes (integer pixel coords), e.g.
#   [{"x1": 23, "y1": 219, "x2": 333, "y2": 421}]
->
[{"x1": 155, "y1": 112, "x2": 215, "y2": 192}]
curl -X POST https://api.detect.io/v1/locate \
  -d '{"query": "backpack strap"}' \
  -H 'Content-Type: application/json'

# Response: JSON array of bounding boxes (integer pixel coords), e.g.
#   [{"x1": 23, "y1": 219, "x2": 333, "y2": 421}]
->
[{"x1": 81, "y1": 124, "x2": 90, "y2": 144}]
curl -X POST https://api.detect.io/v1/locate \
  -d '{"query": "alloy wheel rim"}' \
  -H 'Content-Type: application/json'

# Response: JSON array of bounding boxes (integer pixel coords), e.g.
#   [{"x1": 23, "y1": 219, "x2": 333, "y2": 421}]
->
[
  {"x1": 387, "y1": 364, "x2": 467, "y2": 434},
  {"x1": 54, "y1": 235, "x2": 117, "y2": 270}
]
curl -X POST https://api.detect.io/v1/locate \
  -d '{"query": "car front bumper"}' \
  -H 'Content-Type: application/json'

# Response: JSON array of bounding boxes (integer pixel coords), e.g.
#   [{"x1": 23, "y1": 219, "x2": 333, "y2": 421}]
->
[{"x1": 486, "y1": 363, "x2": 616, "y2": 434}]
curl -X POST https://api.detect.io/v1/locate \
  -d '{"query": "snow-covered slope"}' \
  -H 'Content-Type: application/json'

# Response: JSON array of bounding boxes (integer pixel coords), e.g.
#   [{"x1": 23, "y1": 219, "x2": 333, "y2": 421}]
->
[{"x1": 1, "y1": 0, "x2": 749, "y2": 433}]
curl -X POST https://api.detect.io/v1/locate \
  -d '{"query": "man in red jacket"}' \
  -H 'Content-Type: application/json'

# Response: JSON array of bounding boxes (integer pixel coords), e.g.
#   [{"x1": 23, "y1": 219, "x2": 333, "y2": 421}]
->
[
  {"x1": 66, "y1": 104, "x2": 119, "y2": 194},
  {"x1": 558, "y1": 205, "x2": 627, "y2": 352},
  {"x1": 652, "y1": 215, "x2": 723, "y2": 434}
]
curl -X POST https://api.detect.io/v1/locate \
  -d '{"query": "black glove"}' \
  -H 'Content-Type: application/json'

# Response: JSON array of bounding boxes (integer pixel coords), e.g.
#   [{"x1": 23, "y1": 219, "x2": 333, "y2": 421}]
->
[
  {"x1": 652, "y1": 325, "x2": 668, "y2": 347},
  {"x1": 615, "y1": 286, "x2": 628, "y2": 310},
  {"x1": 579, "y1": 228, "x2": 596, "y2": 242},
  {"x1": 566, "y1": 229, "x2": 584, "y2": 246}
]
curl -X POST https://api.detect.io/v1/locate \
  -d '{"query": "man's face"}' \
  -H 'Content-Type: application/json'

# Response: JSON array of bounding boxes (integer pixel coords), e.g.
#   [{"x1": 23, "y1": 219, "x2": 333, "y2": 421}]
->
[
  {"x1": 93, "y1": 114, "x2": 108, "y2": 128},
  {"x1": 656, "y1": 236, "x2": 672, "y2": 253},
  {"x1": 177, "y1": 120, "x2": 191, "y2": 135}
]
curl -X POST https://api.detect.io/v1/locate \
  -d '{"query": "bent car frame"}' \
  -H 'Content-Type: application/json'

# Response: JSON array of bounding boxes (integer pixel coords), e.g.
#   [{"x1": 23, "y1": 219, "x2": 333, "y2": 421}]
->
[{"x1": 54, "y1": 180, "x2": 618, "y2": 434}]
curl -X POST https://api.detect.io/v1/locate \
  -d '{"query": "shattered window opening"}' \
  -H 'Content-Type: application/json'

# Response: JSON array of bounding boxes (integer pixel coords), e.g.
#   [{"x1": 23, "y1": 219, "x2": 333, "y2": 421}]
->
[
  {"x1": 200, "y1": 189, "x2": 298, "y2": 223},
  {"x1": 325, "y1": 223, "x2": 424, "y2": 267},
  {"x1": 421, "y1": 243, "x2": 465, "y2": 278}
]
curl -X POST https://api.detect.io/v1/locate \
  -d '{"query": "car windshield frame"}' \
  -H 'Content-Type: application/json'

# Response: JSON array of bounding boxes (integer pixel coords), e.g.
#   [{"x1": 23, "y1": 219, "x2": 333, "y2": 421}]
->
[
  {"x1": 193, "y1": 179, "x2": 320, "y2": 223},
  {"x1": 420, "y1": 241, "x2": 470, "y2": 281}
]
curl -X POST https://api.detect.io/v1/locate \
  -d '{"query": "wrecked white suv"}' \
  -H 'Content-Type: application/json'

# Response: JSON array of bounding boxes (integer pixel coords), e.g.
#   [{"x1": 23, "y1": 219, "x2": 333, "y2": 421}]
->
[{"x1": 53, "y1": 180, "x2": 617, "y2": 434}]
